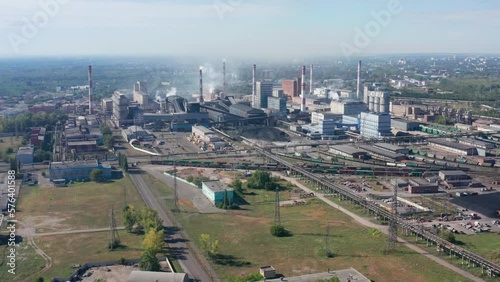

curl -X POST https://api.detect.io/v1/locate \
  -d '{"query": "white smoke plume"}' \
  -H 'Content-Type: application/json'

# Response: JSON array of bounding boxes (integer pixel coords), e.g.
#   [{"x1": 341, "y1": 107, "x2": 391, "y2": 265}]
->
[{"x1": 166, "y1": 87, "x2": 177, "y2": 97}]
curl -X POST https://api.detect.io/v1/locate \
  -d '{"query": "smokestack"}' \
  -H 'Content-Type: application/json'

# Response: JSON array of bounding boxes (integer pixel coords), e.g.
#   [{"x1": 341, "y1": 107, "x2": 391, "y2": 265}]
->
[
  {"x1": 356, "y1": 60, "x2": 362, "y2": 101},
  {"x1": 252, "y1": 64, "x2": 256, "y2": 108},
  {"x1": 222, "y1": 61, "x2": 226, "y2": 99},
  {"x1": 301, "y1": 65, "x2": 306, "y2": 112},
  {"x1": 199, "y1": 68, "x2": 204, "y2": 103},
  {"x1": 309, "y1": 64, "x2": 313, "y2": 94},
  {"x1": 88, "y1": 65, "x2": 92, "y2": 114}
]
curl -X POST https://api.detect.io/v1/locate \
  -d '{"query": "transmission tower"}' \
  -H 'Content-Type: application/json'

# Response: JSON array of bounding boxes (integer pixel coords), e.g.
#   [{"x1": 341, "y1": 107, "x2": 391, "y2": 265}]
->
[
  {"x1": 274, "y1": 188, "x2": 281, "y2": 224},
  {"x1": 385, "y1": 186, "x2": 398, "y2": 253},
  {"x1": 109, "y1": 205, "x2": 120, "y2": 250},
  {"x1": 173, "y1": 161, "x2": 179, "y2": 212}
]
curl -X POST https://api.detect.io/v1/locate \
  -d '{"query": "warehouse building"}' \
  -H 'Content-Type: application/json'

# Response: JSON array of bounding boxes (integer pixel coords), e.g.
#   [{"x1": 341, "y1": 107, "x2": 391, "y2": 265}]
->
[
  {"x1": 360, "y1": 112, "x2": 392, "y2": 138},
  {"x1": 373, "y1": 143, "x2": 410, "y2": 155},
  {"x1": 229, "y1": 104, "x2": 267, "y2": 119},
  {"x1": 67, "y1": 140, "x2": 98, "y2": 152},
  {"x1": 390, "y1": 178, "x2": 408, "y2": 188},
  {"x1": 391, "y1": 118, "x2": 421, "y2": 131},
  {"x1": 49, "y1": 160, "x2": 112, "y2": 182},
  {"x1": 358, "y1": 145, "x2": 406, "y2": 161},
  {"x1": 122, "y1": 126, "x2": 155, "y2": 142},
  {"x1": 202, "y1": 180, "x2": 234, "y2": 206},
  {"x1": 408, "y1": 178, "x2": 439, "y2": 194},
  {"x1": 458, "y1": 138, "x2": 496, "y2": 150},
  {"x1": 16, "y1": 146, "x2": 34, "y2": 164},
  {"x1": 329, "y1": 145, "x2": 368, "y2": 159},
  {"x1": 439, "y1": 170, "x2": 472, "y2": 189},
  {"x1": 428, "y1": 139, "x2": 477, "y2": 156},
  {"x1": 330, "y1": 100, "x2": 366, "y2": 115}
]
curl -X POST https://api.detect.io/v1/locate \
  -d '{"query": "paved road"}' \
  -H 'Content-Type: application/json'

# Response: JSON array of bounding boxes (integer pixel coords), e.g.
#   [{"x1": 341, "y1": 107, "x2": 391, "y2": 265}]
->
[
  {"x1": 129, "y1": 170, "x2": 219, "y2": 282},
  {"x1": 276, "y1": 173, "x2": 485, "y2": 282}
]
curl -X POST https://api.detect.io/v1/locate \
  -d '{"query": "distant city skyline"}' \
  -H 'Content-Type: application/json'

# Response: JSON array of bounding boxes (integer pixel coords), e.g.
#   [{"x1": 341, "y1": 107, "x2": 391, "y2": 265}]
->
[{"x1": 1, "y1": 0, "x2": 500, "y2": 58}]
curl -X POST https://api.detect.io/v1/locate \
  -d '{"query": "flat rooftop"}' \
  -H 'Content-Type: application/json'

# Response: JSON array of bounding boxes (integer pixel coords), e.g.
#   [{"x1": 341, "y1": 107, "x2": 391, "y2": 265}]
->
[
  {"x1": 374, "y1": 142, "x2": 406, "y2": 152},
  {"x1": 359, "y1": 145, "x2": 405, "y2": 160},
  {"x1": 49, "y1": 160, "x2": 98, "y2": 169},
  {"x1": 17, "y1": 146, "x2": 34, "y2": 154},
  {"x1": 410, "y1": 178, "x2": 433, "y2": 186},
  {"x1": 439, "y1": 170, "x2": 467, "y2": 176},
  {"x1": 202, "y1": 180, "x2": 233, "y2": 192},
  {"x1": 429, "y1": 139, "x2": 475, "y2": 151},
  {"x1": 330, "y1": 145, "x2": 367, "y2": 155},
  {"x1": 67, "y1": 140, "x2": 97, "y2": 146}
]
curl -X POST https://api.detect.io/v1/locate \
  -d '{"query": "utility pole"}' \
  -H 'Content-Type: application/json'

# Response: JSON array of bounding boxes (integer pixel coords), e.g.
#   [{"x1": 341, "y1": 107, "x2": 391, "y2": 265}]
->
[
  {"x1": 385, "y1": 185, "x2": 398, "y2": 253},
  {"x1": 274, "y1": 188, "x2": 281, "y2": 225},
  {"x1": 109, "y1": 205, "x2": 120, "y2": 250},
  {"x1": 173, "y1": 161, "x2": 179, "y2": 212},
  {"x1": 325, "y1": 221, "x2": 332, "y2": 257}
]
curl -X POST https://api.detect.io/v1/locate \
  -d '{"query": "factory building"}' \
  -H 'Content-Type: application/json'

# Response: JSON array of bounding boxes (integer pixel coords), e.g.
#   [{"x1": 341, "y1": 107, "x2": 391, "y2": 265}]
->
[
  {"x1": 202, "y1": 180, "x2": 234, "y2": 206},
  {"x1": 342, "y1": 115, "x2": 361, "y2": 130},
  {"x1": 143, "y1": 112, "x2": 210, "y2": 131},
  {"x1": 16, "y1": 146, "x2": 34, "y2": 164},
  {"x1": 359, "y1": 112, "x2": 392, "y2": 138},
  {"x1": 408, "y1": 179, "x2": 439, "y2": 194},
  {"x1": 67, "y1": 140, "x2": 98, "y2": 152},
  {"x1": 133, "y1": 81, "x2": 149, "y2": 107},
  {"x1": 282, "y1": 78, "x2": 301, "y2": 98},
  {"x1": 229, "y1": 104, "x2": 267, "y2": 119},
  {"x1": 330, "y1": 100, "x2": 366, "y2": 115},
  {"x1": 122, "y1": 126, "x2": 155, "y2": 142},
  {"x1": 390, "y1": 178, "x2": 408, "y2": 188},
  {"x1": 190, "y1": 126, "x2": 227, "y2": 150},
  {"x1": 30, "y1": 127, "x2": 46, "y2": 147},
  {"x1": 49, "y1": 160, "x2": 112, "y2": 182},
  {"x1": 329, "y1": 145, "x2": 368, "y2": 159},
  {"x1": 439, "y1": 170, "x2": 472, "y2": 189},
  {"x1": 391, "y1": 118, "x2": 421, "y2": 131},
  {"x1": 267, "y1": 96, "x2": 287, "y2": 116},
  {"x1": 373, "y1": 143, "x2": 410, "y2": 155},
  {"x1": 358, "y1": 145, "x2": 406, "y2": 161},
  {"x1": 458, "y1": 138, "x2": 496, "y2": 150},
  {"x1": 112, "y1": 91, "x2": 130, "y2": 127},
  {"x1": 102, "y1": 98, "x2": 113, "y2": 114},
  {"x1": 255, "y1": 81, "x2": 273, "y2": 109},
  {"x1": 428, "y1": 139, "x2": 477, "y2": 156},
  {"x1": 364, "y1": 86, "x2": 390, "y2": 113}
]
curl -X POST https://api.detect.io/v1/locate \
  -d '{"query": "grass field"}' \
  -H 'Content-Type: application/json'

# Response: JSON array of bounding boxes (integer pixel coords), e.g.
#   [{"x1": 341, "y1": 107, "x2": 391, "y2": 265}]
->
[
  {"x1": 454, "y1": 233, "x2": 500, "y2": 264},
  {"x1": 35, "y1": 231, "x2": 144, "y2": 281},
  {"x1": 176, "y1": 188, "x2": 470, "y2": 282},
  {"x1": 17, "y1": 177, "x2": 145, "y2": 233},
  {"x1": 0, "y1": 238, "x2": 46, "y2": 282}
]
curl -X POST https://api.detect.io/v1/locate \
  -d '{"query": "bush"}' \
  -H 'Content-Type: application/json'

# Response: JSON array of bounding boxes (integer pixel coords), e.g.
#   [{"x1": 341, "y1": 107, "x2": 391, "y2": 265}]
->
[{"x1": 270, "y1": 223, "x2": 291, "y2": 237}]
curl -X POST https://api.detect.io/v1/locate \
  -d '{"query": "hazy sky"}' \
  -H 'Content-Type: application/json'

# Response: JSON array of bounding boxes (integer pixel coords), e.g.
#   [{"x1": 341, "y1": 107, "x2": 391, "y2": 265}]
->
[{"x1": 1, "y1": 0, "x2": 499, "y2": 59}]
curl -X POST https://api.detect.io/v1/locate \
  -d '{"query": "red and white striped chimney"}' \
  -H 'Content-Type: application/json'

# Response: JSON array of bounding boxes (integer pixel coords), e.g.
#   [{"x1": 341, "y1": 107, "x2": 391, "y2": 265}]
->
[{"x1": 301, "y1": 65, "x2": 306, "y2": 112}]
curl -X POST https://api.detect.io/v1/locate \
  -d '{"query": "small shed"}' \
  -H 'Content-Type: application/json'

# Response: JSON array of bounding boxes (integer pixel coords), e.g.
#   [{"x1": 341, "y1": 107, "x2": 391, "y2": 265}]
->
[{"x1": 259, "y1": 265, "x2": 276, "y2": 279}]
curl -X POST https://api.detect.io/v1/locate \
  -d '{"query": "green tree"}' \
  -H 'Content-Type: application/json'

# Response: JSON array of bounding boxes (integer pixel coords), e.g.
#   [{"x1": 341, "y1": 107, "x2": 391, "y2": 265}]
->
[
  {"x1": 231, "y1": 179, "x2": 243, "y2": 193},
  {"x1": 123, "y1": 205, "x2": 137, "y2": 232},
  {"x1": 100, "y1": 124, "x2": 112, "y2": 135},
  {"x1": 440, "y1": 231, "x2": 457, "y2": 244},
  {"x1": 138, "y1": 251, "x2": 160, "y2": 271},
  {"x1": 34, "y1": 277, "x2": 44, "y2": 282},
  {"x1": 89, "y1": 168, "x2": 103, "y2": 182},
  {"x1": 103, "y1": 134, "x2": 114, "y2": 149},
  {"x1": 139, "y1": 208, "x2": 163, "y2": 233},
  {"x1": 142, "y1": 229, "x2": 165, "y2": 255},
  {"x1": 9, "y1": 157, "x2": 16, "y2": 171},
  {"x1": 199, "y1": 234, "x2": 219, "y2": 257},
  {"x1": 247, "y1": 170, "x2": 272, "y2": 190},
  {"x1": 5, "y1": 147, "x2": 13, "y2": 154},
  {"x1": 270, "y1": 223, "x2": 288, "y2": 237}
]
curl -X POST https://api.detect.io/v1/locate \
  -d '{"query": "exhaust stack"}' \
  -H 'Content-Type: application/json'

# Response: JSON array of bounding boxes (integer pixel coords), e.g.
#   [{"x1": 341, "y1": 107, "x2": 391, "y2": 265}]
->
[
  {"x1": 222, "y1": 61, "x2": 226, "y2": 99},
  {"x1": 199, "y1": 68, "x2": 204, "y2": 103},
  {"x1": 252, "y1": 64, "x2": 256, "y2": 108},
  {"x1": 301, "y1": 65, "x2": 306, "y2": 112},
  {"x1": 310, "y1": 64, "x2": 313, "y2": 94},
  {"x1": 356, "y1": 60, "x2": 362, "y2": 101},
  {"x1": 88, "y1": 65, "x2": 93, "y2": 114}
]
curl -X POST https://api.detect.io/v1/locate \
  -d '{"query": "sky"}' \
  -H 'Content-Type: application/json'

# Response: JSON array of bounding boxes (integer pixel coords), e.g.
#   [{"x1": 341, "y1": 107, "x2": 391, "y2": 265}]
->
[{"x1": 0, "y1": 0, "x2": 499, "y2": 59}]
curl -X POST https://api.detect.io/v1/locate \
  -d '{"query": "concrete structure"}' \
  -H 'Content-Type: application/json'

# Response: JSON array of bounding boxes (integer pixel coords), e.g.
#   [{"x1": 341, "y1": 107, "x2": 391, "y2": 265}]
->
[
  {"x1": 438, "y1": 170, "x2": 472, "y2": 188},
  {"x1": 373, "y1": 143, "x2": 410, "y2": 154},
  {"x1": 408, "y1": 178, "x2": 439, "y2": 194},
  {"x1": 260, "y1": 266, "x2": 276, "y2": 279},
  {"x1": 391, "y1": 118, "x2": 421, "y2": 131},
  {"x1": 267, "y1": 96, "x2": 287, "y2": 116},
  {"x1": 30, "y1": 127, "x2": 46, "y2": 147},
  {"x1": 455, "y1": 123, "x2": 475, "y2": 131},
  {"x1": 282, "y1": 78, "x2": 301, "y2": 98},
  {"x1": 360, "y1": 112, "x2": 392, "y2": 138},
  {"x1": 365, "y1": 87, "x2": 390, "y2": 113},
  {"x1": 133, "y1": 81, "x2": 149, "y2": 107},
  {"x1": 202, "y1": 180, "x2": 234, "y2": 206},
  {"x1": 300, "y1": 65, "x2": 307, "y2": 112},
  {"x1": 16, "y1": 146, "x2": 34, "y2": 164},
  {"x1": 428, "y1": 139, "x2": 477, "y2": 156},
  {"x1": 390, "y1": 178, "x2": 408, "y2": 188},
  {"x1": 128, "y1": 271, "x2": 188, "y2": 282},
  {"x1": 272, "y1": 89, "x2": 285, "y2": 98},
  {"x1": 356, "y1": 60, "x2": 362, "y2": 100},
  {"x1": 67, "y1": 140, "x2": 98, "y2": 152},
  {"x1": 88, "y1": 65, "x2": 93, "y2": 114},
  {"x1": 255, "y1": 81, "x2": 273, "y2": 109},
  {"x1": 331, "y1": 100, "x2": 366, "y2": 115},
  {"x1": 143, "y1": 112, "x2": 210, "y2": 132},
  {"x1": 112, "y1": 91, "x2": 130, "y2": 127},
  {"x1": 229, "y1": 104, "x2": 266, "y2": 119},
  {"x1": 122, "y1": 126, "x2": 155, "y2": 142},
  {"x1": 49, "y1": 160, "x2": 112, "y2": 182},
  {"x1": 102, "y1": 98, "x2": 113, "y2": 113},
  {"x1": 252, "y1": 64, "x2": 256, "y2": 107},
  {"x1": 329, "y1": 145, "x2": 368, "y2": 159},
  {"x1": 342, "y1": 115, "x2": 360, "y2": 130}
]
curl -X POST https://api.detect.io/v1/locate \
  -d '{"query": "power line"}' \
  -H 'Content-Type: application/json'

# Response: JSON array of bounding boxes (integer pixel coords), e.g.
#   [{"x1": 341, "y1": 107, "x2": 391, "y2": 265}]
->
[
  {"x1": 109, "y1": 205, "x2": 120, "y2": 250},
  {"x1": 385, "y1": 185, "x2": 398, "y2": 253},
  {"x1": 274, "y1": 188, "x2": 281, "y2": 224}
]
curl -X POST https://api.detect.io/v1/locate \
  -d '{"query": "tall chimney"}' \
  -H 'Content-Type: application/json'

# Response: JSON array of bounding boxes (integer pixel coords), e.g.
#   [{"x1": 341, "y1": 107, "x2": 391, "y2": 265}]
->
[
  {"x1": 356, "y1": 60, "x2": 362, "y2": 101},
  {"x1": 222, "y1": 61, "x2": 226, "y2": 99},
  {"x1": 309, "y1": 64, "x2": 313, "y2": 94},
  {"x1": 301, "y1": 65, "x2": 306, "y2": 112},
  {"x1": 88, "y1": 65, "x2": 92, "y2": 114},
  {"x1": 252, "y1": 64, "x2": 256, "y2": 108},
  {"x1": 199, "y1": 68, "x2": 204, "y2": 103}
]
